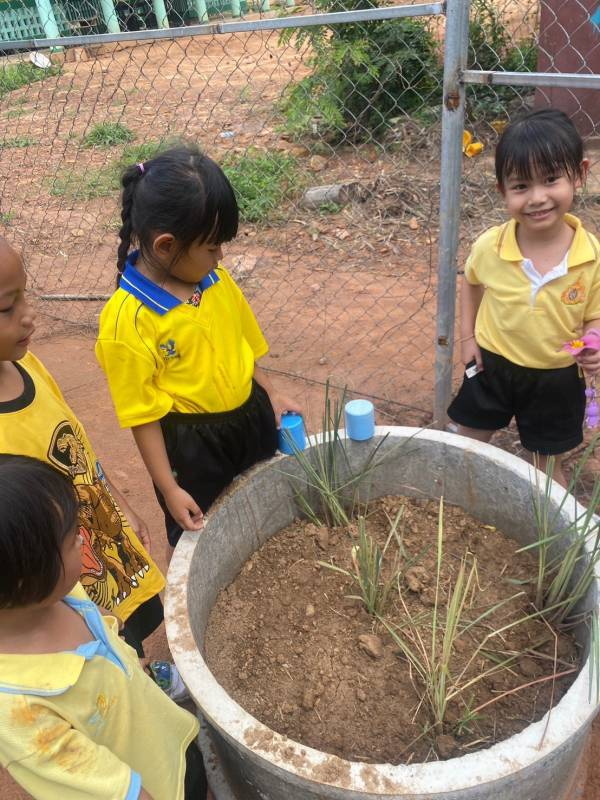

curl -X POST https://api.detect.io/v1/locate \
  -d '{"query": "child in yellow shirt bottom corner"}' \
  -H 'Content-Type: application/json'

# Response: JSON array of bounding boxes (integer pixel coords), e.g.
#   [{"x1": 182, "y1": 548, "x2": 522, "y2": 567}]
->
[{"x1": 0, "y1": 454, "x2": 207, "y2": 800}]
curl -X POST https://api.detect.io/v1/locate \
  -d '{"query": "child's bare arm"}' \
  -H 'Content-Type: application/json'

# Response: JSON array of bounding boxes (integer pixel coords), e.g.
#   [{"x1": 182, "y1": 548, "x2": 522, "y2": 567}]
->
[
  {"x1": 139, "y1": 789, "x2": 155, "y2": 799},
  {"x1": 459, "y1": 278, "x2": 485, "y2": 368},
  {"x1": 102, "y1": 468, "x2": 151, "y2": 553},
  {"x1": 132, "y1": 422, "x2": 204, "y2": 532},
  {"x1": 254, "y1": 364, "x2": 303, "y2": 426}
]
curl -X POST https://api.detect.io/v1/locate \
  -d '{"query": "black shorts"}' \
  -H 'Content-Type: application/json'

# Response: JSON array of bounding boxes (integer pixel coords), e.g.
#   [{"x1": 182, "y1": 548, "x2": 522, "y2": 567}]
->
[
  {"x1": 121, "y1": 593, "x2": 164, "y2": 658},
  {"x1": 156, "y1": 380, "x2": 278, "y2": 546},
  {"x1": 447, "y1": 347, "x2": 585, "y2": 455}
]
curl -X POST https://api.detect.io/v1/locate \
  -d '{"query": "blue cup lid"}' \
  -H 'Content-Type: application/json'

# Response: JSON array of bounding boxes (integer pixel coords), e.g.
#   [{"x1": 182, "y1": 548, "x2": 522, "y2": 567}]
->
[
  {"x1": 345, "y1": 399, "x2": 374, "y2": 416},
  {"x1": 281, "y1": 413, "x2": 303, "y2": 430}
]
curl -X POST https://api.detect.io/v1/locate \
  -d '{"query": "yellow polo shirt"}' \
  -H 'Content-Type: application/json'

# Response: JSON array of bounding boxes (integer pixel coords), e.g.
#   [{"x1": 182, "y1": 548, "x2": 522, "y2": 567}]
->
[
  {"x1": 96, "y1": 262, "x2": 268, "y2": 427},
  {"x1": 0, "y1": 583, "x2": 198, "y2": 800},
  {"x1": 466, "y1": 214, "x2": 600, "y2": 369}
]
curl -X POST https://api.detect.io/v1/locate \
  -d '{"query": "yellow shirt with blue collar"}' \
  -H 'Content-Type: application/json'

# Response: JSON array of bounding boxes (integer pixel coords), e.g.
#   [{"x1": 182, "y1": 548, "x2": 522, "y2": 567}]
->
[
  {"x1": 95, "y1": 252, "x2": 269, "y2": 427},
  {"x1": 466, "y1": 213, "x2": 600, "y2": 369},
  {"x1": 0, "y1": 583, "x2": 198, "y2": 800}
]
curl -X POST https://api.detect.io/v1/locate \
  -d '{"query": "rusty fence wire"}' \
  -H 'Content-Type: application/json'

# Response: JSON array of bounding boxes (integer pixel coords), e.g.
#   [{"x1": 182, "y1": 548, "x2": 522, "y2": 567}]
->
[{"x1": 0, "y1": 0, "x2": 597, "y2": 425}]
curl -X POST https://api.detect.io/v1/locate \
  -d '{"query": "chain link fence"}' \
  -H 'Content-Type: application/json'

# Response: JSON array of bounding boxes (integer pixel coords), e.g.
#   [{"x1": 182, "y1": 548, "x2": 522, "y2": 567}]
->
[{"x1": 0, "y1": 0, "x2": 597, "y2": 426}]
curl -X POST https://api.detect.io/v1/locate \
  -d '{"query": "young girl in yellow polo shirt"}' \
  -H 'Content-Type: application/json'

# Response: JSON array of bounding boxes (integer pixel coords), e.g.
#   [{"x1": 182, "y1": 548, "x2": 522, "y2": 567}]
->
[
  {"x1": 448, "y1": 108, "x2": 600, "y2": 486},
  {"x1": 0, "y1": 455, "x2": 206, "y2": 800},
  {"x1": 96, "y1": 145, "x2": 301, "y2": 549}
]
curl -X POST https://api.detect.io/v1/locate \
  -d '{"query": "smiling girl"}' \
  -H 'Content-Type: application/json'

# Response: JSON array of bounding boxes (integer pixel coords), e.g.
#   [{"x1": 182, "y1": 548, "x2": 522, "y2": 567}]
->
[{"x1": 448, "y1": 108, "x2": 600, "y2": 486}]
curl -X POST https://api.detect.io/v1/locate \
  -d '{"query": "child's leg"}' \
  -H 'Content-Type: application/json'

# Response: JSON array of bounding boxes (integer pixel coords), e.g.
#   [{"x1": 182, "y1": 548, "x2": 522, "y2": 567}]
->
[
  {"x1": 184, "y1": 741, "x2": 208, "y2": 800},
  {"x1": 523, "y1": 451, "x2": 567, "y2": 488},
  {"x1": 515, "y1": 361, "x2": 584, "y2": 491},
  {"x1": 121, "y1": 593, "x2": 164, "y2": 657},
  {"x1": 456, "y1": 425, "x2": 495, "y2": 443}
]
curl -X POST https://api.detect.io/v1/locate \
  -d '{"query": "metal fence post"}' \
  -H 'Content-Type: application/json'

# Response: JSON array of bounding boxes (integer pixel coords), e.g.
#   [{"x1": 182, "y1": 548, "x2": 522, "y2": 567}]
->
[{"x1": 433, "y1": 0, "x2": 470, "y2": 428}]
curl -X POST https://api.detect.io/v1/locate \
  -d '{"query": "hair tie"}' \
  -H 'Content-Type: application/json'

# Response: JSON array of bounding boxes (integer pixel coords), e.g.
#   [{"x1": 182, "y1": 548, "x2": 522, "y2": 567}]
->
[{"x1": 137, "y1": 163, "x2": 145, "y2": 175}]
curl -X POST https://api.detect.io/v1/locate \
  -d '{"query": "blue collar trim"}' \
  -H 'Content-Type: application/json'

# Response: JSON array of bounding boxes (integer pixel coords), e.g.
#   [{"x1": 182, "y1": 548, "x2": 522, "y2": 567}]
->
[{"x1": 120, "y1": 251, "x2": 220, "y2": 316}]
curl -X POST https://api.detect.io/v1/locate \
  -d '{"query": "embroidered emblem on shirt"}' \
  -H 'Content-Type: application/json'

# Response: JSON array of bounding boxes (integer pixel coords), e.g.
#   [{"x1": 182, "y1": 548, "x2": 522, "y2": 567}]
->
[
  {"x1": 186, "y1": 285, "x2": 202, "y2": 308},
  {"x1": 159, "y1": 339, "x2": 179, "y2": 359},
  {"x1": 561, "y1": 278, "x2": 586, "y2": 305}
]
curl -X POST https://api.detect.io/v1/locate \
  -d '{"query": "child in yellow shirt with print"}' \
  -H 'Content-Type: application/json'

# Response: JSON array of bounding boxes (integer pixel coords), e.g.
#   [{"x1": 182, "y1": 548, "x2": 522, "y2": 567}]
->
[
  {"x1": 96, "y1": 145, "x2": 301, "y2": 550},
  {"x1": 0, "y1": 237, "x2": 177, "y2": 689},
  {"x1": 448, "y1": 109, "x2": 600, "y2": 486},
  {"x1": 0, "y1": 455, "x2": 206, "y2": 800}
]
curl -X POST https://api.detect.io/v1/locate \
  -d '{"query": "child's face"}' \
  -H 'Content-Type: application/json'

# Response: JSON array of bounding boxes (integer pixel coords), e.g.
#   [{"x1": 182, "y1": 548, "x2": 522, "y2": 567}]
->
[
  {"x1": 0, "y1": 246, "x2": 35, "y2": 361},
  {"x1": 150, "y1": 234, "x2": 224, "y2": 286},
  {"x1": 170, "y1": 239, "x2": 224, "y2": 285},
  {"x1": 499, "y1": 167, "x2": 581, "y2": 236}
]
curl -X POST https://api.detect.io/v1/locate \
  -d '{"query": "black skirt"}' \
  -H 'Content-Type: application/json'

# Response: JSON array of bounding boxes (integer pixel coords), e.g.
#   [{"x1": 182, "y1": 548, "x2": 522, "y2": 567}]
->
[{"x1": 156, "y1": 380, "x2": 278, "y2": 546}]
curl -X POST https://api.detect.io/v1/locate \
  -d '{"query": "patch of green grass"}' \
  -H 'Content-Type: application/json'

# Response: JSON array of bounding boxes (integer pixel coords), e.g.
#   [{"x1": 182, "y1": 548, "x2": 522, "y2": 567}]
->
[
  {"x1": 0, "y1": 211, "x2": 15, "y2": 225},
  {"x1": 2, "y1": 136, "x2": 36, "y2": 148},
  {"x1": 120, "y1": 140, "x2": 166, "y2": 165},
  {"x1": 50, "y1": 139, "x2": 169, "y2": 200},
  {"x1": 319, "y1": 201, "x2": 342, "y2": 215},
  {"x1": 83, "y1": 122, "x2": 134, "y2": 148},
  {"x1": 223, "y1": 148, "x2": 301, "y2": 225},
  {"x1": 49, "y1": 168, "x2": 117, "y2": 200},
  {"x1": 0, "y1": 61, "x2": 61, "y2": 98},
  {"x1": 5, "y1": 108, "x2": 28, "y2": 119}
]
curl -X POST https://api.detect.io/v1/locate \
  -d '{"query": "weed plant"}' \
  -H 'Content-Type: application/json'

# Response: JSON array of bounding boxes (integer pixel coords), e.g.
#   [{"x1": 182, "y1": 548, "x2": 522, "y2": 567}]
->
[
  {"x1": 0, "y1": 61, "x2": 61, "y2": 98},
  {"x1": 467, "y1": 0, "x2": 536, "y2": 120},
  {"x1": 279, "y1": 3, "x2": 441, "y2": 141},
  {"x1": 83, "y1": 122, "x2": 135, "y2": 148},
  {"x1": 222, "y1": 149, "x2": 301, "y2": 224},
  {"x1": 1, "y1": 136, "x2": 36, "y2": 148}
]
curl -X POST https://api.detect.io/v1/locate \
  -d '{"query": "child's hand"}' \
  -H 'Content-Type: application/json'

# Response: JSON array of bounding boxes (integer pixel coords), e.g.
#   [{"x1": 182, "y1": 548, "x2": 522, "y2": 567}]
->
[
  {"x1": 122, "y1": 502, "x2": 152, "y2": 554},
  {"x1": 164, "y1": 485, "x2": 204, "y2": 532},
  {"x1": 576, "y1": 349, "x2": 600, "y2": 376},
  {"x1": 461, "y1": 336, "x2": 483, "y2": 370},
  {"x1": 270, "y1": 393, "x2": 303, "y2": 428}
]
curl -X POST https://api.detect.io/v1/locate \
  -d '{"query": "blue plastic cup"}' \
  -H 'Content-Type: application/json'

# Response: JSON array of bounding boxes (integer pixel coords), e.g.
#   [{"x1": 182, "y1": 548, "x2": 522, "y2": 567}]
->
[
  {"x1": 344, "y1": 399, "x2": 375, "y2": 441},
  {"x1": 278, "y1": 413, "x2": 306, "y2": 454}
]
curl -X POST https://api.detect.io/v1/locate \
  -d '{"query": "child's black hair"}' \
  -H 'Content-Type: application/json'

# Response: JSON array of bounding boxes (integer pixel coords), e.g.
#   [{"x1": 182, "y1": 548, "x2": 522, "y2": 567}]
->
[
  {"x1": 0, "y1": 455, "x2": 79, "y2": 608},
  {"x1": 117, "y1": 143, "x2": 239, "y2": 275},
  {"x1": 495, "y1": 108, "x2": 585, "y2": 189}
]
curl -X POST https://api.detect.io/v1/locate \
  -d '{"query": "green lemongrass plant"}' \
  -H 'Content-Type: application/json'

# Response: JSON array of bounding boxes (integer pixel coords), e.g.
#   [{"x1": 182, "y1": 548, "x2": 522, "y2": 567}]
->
[
  {"x1": 318, "y1": 510, "x2": 405, "y2": 615},
  {"x1": 519, "y1": 439, "x2": 600, "y2": 626},
  {"x1": 380, "y1": 498, "x2": 542, "y2": 736},
  {"x1": 281, "y1": 382, "x2": 388, "y2": 527},
  {"x1": 517, "y1": 440, "x2": 600, "y2": 702}
]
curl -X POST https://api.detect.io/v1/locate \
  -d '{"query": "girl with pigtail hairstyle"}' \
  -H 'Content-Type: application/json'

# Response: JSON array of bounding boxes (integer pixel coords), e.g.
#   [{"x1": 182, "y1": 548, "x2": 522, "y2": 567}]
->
[{"x1": 97, "y1": 145, "x2": 302, "y2": 552}]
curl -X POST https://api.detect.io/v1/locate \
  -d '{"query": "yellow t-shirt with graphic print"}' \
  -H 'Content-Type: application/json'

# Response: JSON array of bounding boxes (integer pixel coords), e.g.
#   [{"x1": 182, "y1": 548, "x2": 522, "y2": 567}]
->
[
  {"x1": 95, "y1": 264, "x2": 269, "y2": 427},
  {"x1": 0, "y1": 583, "x2": 198, "y2": 800},
  {"x1": 466, "y1": 213, "x2": 600, "y2": 369},
  {"x1": 0, "y1": 352, "x2": 164, "y2": 620}
]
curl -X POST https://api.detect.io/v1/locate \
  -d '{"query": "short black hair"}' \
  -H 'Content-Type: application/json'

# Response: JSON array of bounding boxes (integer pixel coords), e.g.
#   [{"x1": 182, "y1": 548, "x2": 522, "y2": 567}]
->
[
  {"x1": 117, "y1": 143, "x2": 239, "y2": 275},
  {"x1": 495, "y1": 108, "x2": 585, "y2": 189},
  {"x1": 0, "y1": 455, "x2": 79, "y2": 608}
]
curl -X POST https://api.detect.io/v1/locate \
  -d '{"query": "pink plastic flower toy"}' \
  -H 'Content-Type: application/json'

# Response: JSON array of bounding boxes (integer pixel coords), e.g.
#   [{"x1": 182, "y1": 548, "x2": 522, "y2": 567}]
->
[
  {"x1": 563, "y1": 330, "x2": 600, "y2": 431},
  {"x1": 585, "y1": 380, "x2": 599, "y2": 430},
  {"x1": 563, "y1": 328, "x2": 600, "y2": 357}
]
